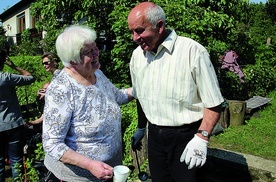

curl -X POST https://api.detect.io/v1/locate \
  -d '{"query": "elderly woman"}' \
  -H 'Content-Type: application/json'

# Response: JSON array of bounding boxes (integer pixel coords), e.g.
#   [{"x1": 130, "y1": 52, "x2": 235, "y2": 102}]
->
[{"x1": 42, "y1": 25, "x2": 133, "y2": 181}]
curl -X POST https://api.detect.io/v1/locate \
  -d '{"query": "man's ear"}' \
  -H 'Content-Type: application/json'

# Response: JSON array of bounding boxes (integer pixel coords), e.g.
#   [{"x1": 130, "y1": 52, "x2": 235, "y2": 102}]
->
[
  {"x1": 157, "y1": 21, "x2": 163, "y2": 28},
  {"x1": 157, "y1": 21, "x2": 165, "y2": 33}
]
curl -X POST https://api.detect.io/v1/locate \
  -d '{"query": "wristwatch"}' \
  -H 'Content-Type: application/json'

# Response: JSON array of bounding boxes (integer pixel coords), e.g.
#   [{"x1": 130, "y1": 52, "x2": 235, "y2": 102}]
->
[{"x1": 197, "y1": 130, "x2": 210, "y2": 138}]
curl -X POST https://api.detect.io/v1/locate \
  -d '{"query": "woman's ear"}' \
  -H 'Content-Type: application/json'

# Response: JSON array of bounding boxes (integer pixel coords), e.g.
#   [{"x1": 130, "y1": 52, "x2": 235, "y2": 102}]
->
[
  {"x1": 53, "y1": 61, "x2": 59, "y2": 68},
  {"x1": 69, "y1": 61, "x2": 78, "y2": 65}
]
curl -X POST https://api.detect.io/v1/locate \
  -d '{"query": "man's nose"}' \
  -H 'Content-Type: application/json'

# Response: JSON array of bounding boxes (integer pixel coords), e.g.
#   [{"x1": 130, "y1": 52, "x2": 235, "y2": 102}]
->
[{"x1": 132, "y1": 32, "x2": 141, "y2": 42}]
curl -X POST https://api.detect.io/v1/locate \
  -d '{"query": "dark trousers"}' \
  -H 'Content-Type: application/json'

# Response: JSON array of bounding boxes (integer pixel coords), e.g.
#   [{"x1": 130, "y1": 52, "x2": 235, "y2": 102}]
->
[
  {"x1": 148, "y1": 121, "x2": 201, "y2": 182},
  {"x1": 0, "y1": 126, "x2": 24, "y2": 182}
]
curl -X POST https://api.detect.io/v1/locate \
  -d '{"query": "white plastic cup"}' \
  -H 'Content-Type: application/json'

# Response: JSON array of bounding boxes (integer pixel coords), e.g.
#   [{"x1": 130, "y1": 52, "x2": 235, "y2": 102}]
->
[{"x1": 113, "y1": 165, "x2": 130, "y2": 182}]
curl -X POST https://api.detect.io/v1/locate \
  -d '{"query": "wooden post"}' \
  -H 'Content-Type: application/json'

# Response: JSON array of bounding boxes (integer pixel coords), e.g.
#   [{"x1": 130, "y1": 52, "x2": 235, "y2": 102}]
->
[
  {"x1": 228, "y1": 100, "x2": 246, "y2": 126},
  {"x1": 217, "y1": 105, "x2": 230, "y2": 129}
]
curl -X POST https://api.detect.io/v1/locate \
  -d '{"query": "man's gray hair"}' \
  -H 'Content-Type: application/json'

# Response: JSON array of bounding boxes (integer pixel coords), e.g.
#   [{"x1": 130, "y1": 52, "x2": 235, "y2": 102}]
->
[{"x1": 144, "y1": 4, "x2": 166, "y2": 28}]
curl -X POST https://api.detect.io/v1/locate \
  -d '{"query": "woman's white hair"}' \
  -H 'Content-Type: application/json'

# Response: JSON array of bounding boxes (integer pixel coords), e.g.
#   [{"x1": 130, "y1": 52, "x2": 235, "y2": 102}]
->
[{"x1": 56, "y1": 24, "x2": 97, "y2": 67}]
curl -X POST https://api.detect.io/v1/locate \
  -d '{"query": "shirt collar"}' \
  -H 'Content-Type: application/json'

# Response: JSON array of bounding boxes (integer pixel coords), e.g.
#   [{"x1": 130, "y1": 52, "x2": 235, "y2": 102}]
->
[{"x1": 146, "y1": 29, "x2": 177, "y2": 57}]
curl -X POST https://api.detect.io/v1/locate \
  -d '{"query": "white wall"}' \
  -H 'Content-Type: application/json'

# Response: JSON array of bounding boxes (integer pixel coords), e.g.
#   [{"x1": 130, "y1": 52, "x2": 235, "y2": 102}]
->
[{"x1": 2, "y1": 7, "x2": 33, "y2": 45}]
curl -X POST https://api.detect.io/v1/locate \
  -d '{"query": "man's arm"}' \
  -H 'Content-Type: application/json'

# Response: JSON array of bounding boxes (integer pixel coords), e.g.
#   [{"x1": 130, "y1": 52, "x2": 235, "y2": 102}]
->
[
  {"x1": 131, "y1": 100, "x2": 148, "y2": 151},
  {"x1": 180, "y1": 104, "x2": 222, "y2": 169},
  {"x1": 137, "y1": 100, "x2": 148, "y2": 128},
  {"x1": 197, "y1": 105, "x2": 222, "y2": 141}
]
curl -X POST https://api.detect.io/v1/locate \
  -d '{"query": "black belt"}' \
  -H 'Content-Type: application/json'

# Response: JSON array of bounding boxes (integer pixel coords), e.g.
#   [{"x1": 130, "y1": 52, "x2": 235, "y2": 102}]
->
[{"x1": 149, "y1": 119, "x2": 202, "y2": 130}]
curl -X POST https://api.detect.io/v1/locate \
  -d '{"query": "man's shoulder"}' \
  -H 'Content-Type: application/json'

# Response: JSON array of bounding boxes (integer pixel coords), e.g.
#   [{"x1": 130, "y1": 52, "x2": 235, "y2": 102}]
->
[{"x1": 176, "y1": 36, "x2": 207, "y2": 51}]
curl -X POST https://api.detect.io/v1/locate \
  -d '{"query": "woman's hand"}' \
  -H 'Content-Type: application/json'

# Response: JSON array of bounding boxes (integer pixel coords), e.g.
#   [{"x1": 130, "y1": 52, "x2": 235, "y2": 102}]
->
[{"x1": 87, "y1": 160, "x2": 113, "y2": 180}]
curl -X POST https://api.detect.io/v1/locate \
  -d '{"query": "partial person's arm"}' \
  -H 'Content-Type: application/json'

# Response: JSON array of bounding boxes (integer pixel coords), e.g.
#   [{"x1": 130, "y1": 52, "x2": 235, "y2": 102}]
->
[
  {"x1": 136, "y1": 100, "x2": 148, "y2": 128},
  {"x1": 126, "y1": 87, "x2": 134, "y2": 101},
  {"x1": 28, "y1": 114, "x2": 44, "y2": 125},
  {"x1": 131, "y1": 100, "x2": 148, "y2": 151},
  {"x1": 180, "y1": 49, "x2": 224, "y2": 169},
  {"x1": 5, "y1": 57, "x2": 32, "y2": 76},
  {"x1": 180, "y1": 104, "x2": 222, "y2": 169}
]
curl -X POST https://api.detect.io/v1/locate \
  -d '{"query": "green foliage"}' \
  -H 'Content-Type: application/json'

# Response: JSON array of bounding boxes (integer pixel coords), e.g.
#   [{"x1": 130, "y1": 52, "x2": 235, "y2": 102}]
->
[
  {"x1": 243, "y1": 64, "x2": 276, "y2": 97},
  {"x1": 35, "y1": 143, "x2": 45, "y2": 160},
  {"x1": 265, "y1": 0, "x2": 276, "y2": 22},
  {"x1": 218, "y1": 69, "x2": 248, "y2": 100},
  {"x1": 14, "y1": 158, "x2": 40, "y2": 182},
  {"x1": 218, "y1": 63, "x2": 275, "y2": 100},
  {"x1": 121, "y1": 101, "x2": 138, "y2": 165},
  {"x1": 29, "y1": 0, "x2": 276, "y2": 98},
  {"x1": 18, "y1": 158, "x2": 39, "y2": 182},
  {"x1": 12, "y1": 29, "x2": 43, "y2": 56},
  {"x1": 209, "y1": 90, "x2": 276, "y2": 161}
]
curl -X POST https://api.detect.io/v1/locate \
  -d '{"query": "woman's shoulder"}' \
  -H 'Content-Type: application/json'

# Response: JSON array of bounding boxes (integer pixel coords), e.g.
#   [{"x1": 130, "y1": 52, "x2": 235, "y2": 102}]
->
[
  {"x1": 94, "y1": 69, "x2": 107, "y2": 80},
  {"x1": 95, "y1": 69, "x2": 104, "y2": 75}
]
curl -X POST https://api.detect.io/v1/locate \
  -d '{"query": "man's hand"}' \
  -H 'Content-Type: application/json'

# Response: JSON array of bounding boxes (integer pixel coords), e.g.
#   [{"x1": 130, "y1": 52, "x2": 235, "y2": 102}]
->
[
  {"x1": 131, "y1": 128, "x2": 146, "y2": 151},
  {"x1": 180, "y1": 134, "x2": 208, "y2": 169}
]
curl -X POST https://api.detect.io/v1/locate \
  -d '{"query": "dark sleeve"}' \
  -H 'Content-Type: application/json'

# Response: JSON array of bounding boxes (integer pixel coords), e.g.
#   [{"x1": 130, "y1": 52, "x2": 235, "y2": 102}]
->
[
  {"x1": 137, "y1": 100, "x2": 148, "y2": 128},
  {"x1": 7, "y1": 73, "x2": 35, "y2": 86}
]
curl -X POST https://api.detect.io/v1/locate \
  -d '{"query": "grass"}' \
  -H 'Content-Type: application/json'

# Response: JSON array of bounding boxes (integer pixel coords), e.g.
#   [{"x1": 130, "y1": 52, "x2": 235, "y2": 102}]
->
[{"x1": 209, "y1": 90, "x2": 276, "y2": 161}]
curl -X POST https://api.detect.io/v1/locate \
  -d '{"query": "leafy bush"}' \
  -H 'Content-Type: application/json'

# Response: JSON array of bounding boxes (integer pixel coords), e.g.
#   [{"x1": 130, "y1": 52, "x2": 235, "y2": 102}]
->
[
  {"x1": 243, "y1": 64, "x2": 276, "y2": 98},
  {"x1": 12, "y1": 29, "x2": 43, "y2": 56},
  {"x1": 218, "y1": 69, "x2": 248, "y2": 100},
  {"x1": 218, "y1": 64, "x2": 276, "y2": 100}
]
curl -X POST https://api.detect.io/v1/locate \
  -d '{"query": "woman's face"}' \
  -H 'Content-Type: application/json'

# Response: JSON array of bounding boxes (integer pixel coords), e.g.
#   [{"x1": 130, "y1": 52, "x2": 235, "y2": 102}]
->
[
  {"x1": 80, "y1": 42, "x2": 100, "y2": 73},
  {"x1": 42, "y1": 57, "x2": 57, "y2": 72}
]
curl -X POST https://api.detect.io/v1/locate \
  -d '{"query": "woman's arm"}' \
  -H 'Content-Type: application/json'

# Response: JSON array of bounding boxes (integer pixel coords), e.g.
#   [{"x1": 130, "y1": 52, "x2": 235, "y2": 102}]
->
[
  {"x1": 60, "y1": 149, "x2": 113, "y2": 180},
  {"x1": 27, "y1": 114, "x2": 43, "y2": 125}
]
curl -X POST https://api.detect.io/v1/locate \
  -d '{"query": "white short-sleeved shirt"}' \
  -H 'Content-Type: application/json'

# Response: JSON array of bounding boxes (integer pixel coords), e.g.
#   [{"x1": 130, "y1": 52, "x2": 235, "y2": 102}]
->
[
  {"x1": 43, "y1": 69, "x2": 128, "y2": 181},
  {"x1": 130, "y1": 30, "x2": 224, "y2": 126}
]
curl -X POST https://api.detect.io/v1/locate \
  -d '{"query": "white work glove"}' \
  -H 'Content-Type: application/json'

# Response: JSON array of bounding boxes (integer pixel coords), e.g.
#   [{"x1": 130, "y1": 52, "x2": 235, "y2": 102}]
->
[{"x1": 180, "y1": 134, "x2": 208, "y2": 169}]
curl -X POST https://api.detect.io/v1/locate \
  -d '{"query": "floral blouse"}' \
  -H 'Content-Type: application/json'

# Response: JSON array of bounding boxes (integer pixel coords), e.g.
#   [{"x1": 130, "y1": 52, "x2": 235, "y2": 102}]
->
[{"x1": 43, "y1": 69, "x2": 129, "y2": 165}]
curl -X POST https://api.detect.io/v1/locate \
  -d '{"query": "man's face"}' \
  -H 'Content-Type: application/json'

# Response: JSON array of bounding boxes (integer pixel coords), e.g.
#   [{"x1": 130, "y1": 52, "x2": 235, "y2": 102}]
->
[{"x1": 128, "y1": 13, "x2": 161, "y2": 52}]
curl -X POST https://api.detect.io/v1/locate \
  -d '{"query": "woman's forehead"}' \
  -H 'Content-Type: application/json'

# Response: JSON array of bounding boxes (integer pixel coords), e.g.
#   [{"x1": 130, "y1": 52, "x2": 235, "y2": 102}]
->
[{"x1": 42, "y1": 57, "x2": 51, "y2": 62}]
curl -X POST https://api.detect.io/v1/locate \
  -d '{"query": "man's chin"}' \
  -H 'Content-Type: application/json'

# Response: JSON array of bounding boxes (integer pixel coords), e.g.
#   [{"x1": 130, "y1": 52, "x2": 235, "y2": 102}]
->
[{"x1": 140, "y1": 45, "x2": 150, "y2": 51}]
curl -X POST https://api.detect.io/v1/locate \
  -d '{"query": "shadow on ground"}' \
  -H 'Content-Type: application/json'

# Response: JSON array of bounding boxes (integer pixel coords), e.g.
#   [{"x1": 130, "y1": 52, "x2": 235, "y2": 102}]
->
[
  {"x1": 197, "y1": 155, "x2": 253, "y2": 182},
  {"x1": 197, "y1": 149, "x2": 276, "y2": 182}
]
